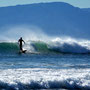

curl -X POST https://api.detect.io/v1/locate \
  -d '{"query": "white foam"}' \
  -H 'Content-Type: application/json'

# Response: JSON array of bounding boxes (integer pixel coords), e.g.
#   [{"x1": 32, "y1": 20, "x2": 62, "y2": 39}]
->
[
  {"x1": 0, "y1": 68, "x2": 90, "y2": 89},
  {"x1": 48, "y1": 37, "x2": 90, "y2": 53}
]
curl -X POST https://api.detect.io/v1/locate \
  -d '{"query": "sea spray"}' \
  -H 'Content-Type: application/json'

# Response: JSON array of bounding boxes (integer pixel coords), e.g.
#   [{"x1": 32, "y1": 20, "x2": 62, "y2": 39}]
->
[
  {"x1": 0, "y1": 25, "x2": 49, "y2": 42},
  {"x1": 0, "y1": 26, "x2": 90, "y2": 54}
]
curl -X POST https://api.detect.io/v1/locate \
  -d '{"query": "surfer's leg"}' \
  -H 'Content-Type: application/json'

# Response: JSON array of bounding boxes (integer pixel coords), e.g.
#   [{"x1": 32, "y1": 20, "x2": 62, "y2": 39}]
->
[{"x1": 20, "y1": 44, "x2": 23, "y2": 51}]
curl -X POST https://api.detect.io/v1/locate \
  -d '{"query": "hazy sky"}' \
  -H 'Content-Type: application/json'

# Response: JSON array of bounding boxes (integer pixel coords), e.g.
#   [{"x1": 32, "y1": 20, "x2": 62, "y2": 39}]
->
[{"x1": 0, "y1": 0, "x2": 90, "y2": 8}]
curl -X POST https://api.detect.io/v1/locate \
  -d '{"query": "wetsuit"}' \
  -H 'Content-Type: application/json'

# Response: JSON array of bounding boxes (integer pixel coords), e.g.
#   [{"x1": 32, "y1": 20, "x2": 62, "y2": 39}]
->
[{"x1": 18, "y1": 38, "x2": 25, "y2": 51}]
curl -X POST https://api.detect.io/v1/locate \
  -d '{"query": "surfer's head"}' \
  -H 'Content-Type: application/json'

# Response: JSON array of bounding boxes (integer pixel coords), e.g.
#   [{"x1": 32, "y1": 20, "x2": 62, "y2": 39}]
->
[{"x1": 20, "y1": 37, "x2": 22, "y2": 39}]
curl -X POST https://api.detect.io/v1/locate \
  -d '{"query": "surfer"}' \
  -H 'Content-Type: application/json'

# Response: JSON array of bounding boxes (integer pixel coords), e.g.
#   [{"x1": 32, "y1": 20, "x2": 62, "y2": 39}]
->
[{"x1": 18, "y1": 37, "x2": 25, "y2": 51}]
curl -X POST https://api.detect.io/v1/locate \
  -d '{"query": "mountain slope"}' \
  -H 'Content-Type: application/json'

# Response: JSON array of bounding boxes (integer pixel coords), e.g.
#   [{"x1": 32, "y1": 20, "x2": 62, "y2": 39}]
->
[
  {"x1": 82, "y1": 8, "x2": 90, "y2": 13},
  {"x1": 0, "y1": 2, "x2": 90, "y2": 39}
]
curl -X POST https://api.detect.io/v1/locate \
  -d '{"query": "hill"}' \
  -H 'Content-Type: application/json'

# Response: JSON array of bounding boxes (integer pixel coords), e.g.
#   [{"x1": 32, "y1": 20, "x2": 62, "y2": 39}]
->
[
  {"x1": 0, "y1": 2, "x2": 90, "y2": 39},
  {"x1": 82, "y1": 8, "x2": 90, "y2": 13}
]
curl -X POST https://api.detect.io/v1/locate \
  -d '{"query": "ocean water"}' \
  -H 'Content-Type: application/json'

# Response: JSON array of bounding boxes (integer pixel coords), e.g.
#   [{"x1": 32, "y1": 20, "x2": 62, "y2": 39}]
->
[{"x1": 0, "y1": 39, "x2": 90, "y2": 90}]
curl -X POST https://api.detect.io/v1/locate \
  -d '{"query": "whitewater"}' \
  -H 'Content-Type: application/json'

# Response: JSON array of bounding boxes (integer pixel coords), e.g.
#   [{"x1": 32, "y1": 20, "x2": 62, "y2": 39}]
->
[
  {"x1": 0, "y1": 27, "x2": 90, "y2": 89},
  {"x1": 0, "y1": 38, "x2": 90, "y2": 89}
]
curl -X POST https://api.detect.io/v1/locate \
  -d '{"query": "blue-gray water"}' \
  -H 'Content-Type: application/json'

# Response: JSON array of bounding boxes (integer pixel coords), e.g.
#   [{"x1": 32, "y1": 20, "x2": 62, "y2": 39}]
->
[
  {"x1": 0, "y1": 41, "x2": 90, "y2": 89},
  {"x1": 1, "y1": 53, "x2": 90, "y2": 70}
]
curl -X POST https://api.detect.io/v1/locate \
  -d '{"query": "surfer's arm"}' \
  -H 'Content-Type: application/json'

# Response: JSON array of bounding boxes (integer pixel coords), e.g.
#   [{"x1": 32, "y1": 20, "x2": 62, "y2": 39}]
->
[{"x1": 22, "y1": 40, "x2": 25, "y2": 44}]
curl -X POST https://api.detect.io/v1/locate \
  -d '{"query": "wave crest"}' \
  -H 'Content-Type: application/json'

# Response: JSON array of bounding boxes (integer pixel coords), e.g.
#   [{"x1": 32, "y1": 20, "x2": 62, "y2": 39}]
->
[{"x1": 0, "y1": 37, "x2": 90, "y2": 54}]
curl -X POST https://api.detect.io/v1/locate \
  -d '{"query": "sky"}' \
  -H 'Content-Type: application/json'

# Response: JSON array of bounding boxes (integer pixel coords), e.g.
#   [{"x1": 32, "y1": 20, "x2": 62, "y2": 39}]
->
[{"x1": 0, "y1": 0, "x2": 90, "y2": 8}]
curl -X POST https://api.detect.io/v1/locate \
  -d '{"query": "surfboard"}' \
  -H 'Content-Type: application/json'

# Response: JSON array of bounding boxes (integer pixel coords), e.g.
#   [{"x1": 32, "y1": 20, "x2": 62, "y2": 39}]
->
[{"x1": 19, "y1": 50, "x2": 27, "y2": 54}]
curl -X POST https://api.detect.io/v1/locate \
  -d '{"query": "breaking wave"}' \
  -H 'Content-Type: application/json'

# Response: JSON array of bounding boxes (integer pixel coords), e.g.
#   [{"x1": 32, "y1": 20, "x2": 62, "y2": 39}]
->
[
  {"x1": 0, "y1": 37, "x2": 90, "y2": 54},
  {"x1": 0, "y1": 42, "x2": 19, "y2": 53},
  {"x1": 0, "y1": 68, "x2": 90, "y2": 89}
]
